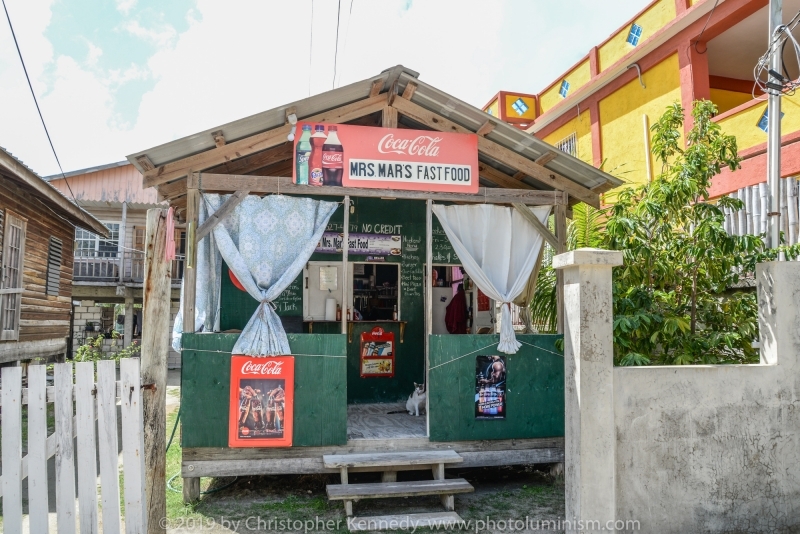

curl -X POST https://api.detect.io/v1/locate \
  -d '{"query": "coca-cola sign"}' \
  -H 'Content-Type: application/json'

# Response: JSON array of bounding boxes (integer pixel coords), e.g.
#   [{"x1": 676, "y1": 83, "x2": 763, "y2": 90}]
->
[
  {"x1": 378, "y1": 134, "x2": 442, "y2": 157},
  {"x1": 293, "y1": 122, "x2": 478, "y2": 194},
  {"x1": 241, "y1": 360, "x2": 284, "y2": 376},
  {"x1": 229, "y1": 355, "x2": 295, "y2": 448}
]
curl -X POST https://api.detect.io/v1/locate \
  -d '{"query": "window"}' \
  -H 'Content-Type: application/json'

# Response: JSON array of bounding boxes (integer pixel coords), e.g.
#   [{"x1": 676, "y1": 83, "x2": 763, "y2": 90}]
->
[
  {"x1": 1, "y1": 210, "x2": 27, "y2": 340},
  {"x1": 74, "y1": 223, "x2": 120, "y2": 258},
  {"x1": 627, "y1": 23, "x2": 643, "y2": 46},
  {"x1": 555, "y1": 132, "x2": 578, "y2": 157},
  {"x1": 559, "y1": 80, "x2": 570, "y2": 98},
  {"x1": 757, "y1": 108, "x2": 785, "y2": 132},
  {"x1": 46, "y1": 237, "x2": 63, "y2": 296},
  {"x1": 511, "y1": 98, "x2": 529, "y2": 116}
]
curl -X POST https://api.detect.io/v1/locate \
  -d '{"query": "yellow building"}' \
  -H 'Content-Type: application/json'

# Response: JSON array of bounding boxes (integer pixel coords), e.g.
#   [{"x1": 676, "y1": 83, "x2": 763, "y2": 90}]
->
[{"x1": 484, "y1": 0, "x2": 800, "y2": 200}]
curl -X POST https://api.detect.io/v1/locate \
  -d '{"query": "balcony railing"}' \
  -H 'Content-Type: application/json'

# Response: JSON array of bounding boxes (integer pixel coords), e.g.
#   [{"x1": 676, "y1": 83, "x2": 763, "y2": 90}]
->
[{"x1": 73, "y1": 251, "x2": 185, "y2": 283}]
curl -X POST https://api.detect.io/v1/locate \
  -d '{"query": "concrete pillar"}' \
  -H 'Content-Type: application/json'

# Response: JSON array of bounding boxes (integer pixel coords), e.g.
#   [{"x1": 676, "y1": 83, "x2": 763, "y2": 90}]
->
[
  {"x1": 757, "y1": 261, "x2": 800, "y2": 368},
  {"x1": 123, "y1": 297, "x2": 134, "y2": 348},
  {"x1": 553, "y1": 248, "x2": 623, "y2": 531}
]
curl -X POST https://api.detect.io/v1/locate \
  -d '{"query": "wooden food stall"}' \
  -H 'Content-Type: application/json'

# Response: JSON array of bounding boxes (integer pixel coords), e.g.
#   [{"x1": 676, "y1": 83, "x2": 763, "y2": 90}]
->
[{"x1": 129, "y1": 65, "x2": 621, "y2": 522}]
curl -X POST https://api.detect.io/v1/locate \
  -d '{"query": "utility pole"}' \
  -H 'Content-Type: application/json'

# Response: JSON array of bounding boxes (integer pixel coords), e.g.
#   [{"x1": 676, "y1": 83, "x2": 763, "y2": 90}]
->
[{"x1": 767, "y1": 0, "x2": 783, "y2": 256}]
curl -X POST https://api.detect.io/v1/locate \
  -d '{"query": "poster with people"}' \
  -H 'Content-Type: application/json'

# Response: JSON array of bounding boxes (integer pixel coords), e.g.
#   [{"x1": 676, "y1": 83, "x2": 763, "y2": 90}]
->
[
  {"x1": 475, "y1": 355, "x2": 506, "y2": 419},
  {"x1": 229, "y1": 355, "x2": 294, "y2": 447}
]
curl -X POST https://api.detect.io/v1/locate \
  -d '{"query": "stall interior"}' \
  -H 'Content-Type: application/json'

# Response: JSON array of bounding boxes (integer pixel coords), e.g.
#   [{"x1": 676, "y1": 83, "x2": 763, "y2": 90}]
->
[{"x1": 352, "y1": 263, "x2": 398, "y2": 321}]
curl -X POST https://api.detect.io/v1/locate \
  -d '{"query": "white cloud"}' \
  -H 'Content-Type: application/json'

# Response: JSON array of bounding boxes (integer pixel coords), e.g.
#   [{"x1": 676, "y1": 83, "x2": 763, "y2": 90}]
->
[
  {"x1": 115, "y1": 0, "x2": 137, "y2": 16},
  {"x1": 0, "y1": 0, "x2": 654, "y2": 175},
  {"x1": 121, "y1": 20, "x2": 177, "y2": 48}
]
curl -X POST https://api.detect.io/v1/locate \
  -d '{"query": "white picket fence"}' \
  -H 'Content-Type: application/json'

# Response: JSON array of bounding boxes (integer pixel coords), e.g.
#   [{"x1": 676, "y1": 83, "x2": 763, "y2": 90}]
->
[{"x1": 0, "y1": 359, "x2": 146, "y2": 534}]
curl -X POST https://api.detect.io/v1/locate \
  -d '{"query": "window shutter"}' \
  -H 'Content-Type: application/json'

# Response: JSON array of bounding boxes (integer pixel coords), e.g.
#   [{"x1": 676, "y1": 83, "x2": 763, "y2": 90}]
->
[
  {"x1": 1, "y1": 211, "x2": 27, "y2": 340},
  {"x1": 46, "y1": 237, "x2": 63, "y2": 296}
]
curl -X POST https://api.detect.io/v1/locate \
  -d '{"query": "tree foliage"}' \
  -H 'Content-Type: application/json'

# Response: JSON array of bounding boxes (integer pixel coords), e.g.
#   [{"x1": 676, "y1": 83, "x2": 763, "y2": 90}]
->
[{"x1": 530, "y1": 100, "x2": 800, "y2": 365}]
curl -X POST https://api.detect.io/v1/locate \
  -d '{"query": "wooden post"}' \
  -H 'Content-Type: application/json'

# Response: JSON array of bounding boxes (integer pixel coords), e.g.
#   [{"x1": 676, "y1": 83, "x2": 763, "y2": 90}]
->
[
  {"x1": 555, "y1": 201, "x2": 567, "y2": 334},
  {"x1": 425, "y1": 199, "x2": 433, "y2": 436},
  {"x1": 123, "y1": 294, "x2": 134, "y2": 348},
  {"x1": 342, "y1": 195, "x2": 350, "y2": 334},
  {"x1": 119, "y1": 201, "x2": 127, "y2": 285},
  {"x1": 141, "y1": 208, "x2": 172, "y2": 533},
  {"x1": 182, "y1": 178, "x2": 200, "y2": 503}
]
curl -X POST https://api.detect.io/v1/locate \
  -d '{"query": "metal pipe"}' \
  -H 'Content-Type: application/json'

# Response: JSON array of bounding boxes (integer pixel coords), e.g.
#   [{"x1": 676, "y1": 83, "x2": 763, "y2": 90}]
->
[
  {"x1": 643, "y1": 114, "x2": 653, "y2": 182},
  {"x1": 342, "y1": 195, "x2": 349, "y2": 334},
  {"x1": 768, "y1": 0, "x2": 783, "y2": 256}
]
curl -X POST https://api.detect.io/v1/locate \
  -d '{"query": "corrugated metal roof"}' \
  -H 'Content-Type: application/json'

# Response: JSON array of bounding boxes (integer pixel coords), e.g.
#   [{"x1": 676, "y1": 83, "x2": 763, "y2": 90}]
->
[
  {"x1": 0, "y1": 146, "x2": 109, "y2": 236},
  {"x1": 127, "y1": 65, "x2": 621, "y2": 193},
  {"x1": 43, "y1": 160, "x2": 129, "y2": 181}
]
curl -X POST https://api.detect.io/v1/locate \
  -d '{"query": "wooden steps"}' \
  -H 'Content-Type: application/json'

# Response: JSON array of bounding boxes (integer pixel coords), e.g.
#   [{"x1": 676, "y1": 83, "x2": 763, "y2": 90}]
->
[
  {"x1": 323, "y1": 450, "x2": 463, "y2": 469},
  {"x1": 347, "y1": 512, "x2": 463, "y2": 532},
  {"x1": 327, "y1": 478, "x2": 473, "y2": 500},
  {"x1": 323, "y1": 450, "x2": 474, "y2": 530}
]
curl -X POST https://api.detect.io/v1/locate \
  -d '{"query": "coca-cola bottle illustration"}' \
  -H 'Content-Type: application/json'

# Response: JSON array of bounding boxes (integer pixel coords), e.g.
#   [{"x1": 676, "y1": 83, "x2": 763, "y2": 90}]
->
[
  {"x1": 295, "y1": 124, "x2": 312, "y2": 185},
  {"x1": 308, "y1": 124, "x2": 326, "y2": 186},
  {"x1": 322, "y1": 126, "x2": 344, "y2": 187}
]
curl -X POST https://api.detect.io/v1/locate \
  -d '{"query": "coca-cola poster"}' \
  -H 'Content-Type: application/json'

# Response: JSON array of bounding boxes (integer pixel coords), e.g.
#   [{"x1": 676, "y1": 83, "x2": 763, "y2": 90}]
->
[
  {"x1": 293, "y1": 123, "x2": 479, "y2": 193},
  {"x1": 229, "y1": 355, "x2": 294, "y2": 447},
  {"x1": 475, "y1": 355, "x2": 506, "y2": 420}
]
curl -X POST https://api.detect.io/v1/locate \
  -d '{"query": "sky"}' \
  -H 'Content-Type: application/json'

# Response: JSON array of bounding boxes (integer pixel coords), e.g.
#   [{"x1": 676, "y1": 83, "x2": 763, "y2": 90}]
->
[{"x1": 0, "y1": 0, "x2": 652, "y2": 176}]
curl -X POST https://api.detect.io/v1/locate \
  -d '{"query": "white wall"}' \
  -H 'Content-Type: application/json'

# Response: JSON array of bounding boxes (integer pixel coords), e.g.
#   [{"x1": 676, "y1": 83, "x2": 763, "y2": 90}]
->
[{"x1": 558, "y1": 253, "x2": 800, "y2": 533}]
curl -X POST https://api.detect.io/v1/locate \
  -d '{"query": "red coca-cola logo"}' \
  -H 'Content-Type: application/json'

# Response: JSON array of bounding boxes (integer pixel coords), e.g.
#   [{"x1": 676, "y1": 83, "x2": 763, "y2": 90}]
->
[
  {"x1": 241, "y1": 360, "x2": 284, "y2": 375},
  {"x1": 378, "y1": 133, "x2": 442, "y2": 157},
  {"x1": 322, "y1": 152, "x2": 343, "y2": 166}
]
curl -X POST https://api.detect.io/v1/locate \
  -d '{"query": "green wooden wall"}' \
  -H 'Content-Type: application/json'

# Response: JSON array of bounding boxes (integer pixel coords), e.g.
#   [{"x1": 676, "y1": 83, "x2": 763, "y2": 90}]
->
[
  {"x1": 310, "y1": 321, "x2": 422, "y2": 403},
  {"x1": 428, "y1": 334, "x2": 564, "y2": 442},
  {"x1": 180, "y1": 332, "x2": 347, "y2": 448}
]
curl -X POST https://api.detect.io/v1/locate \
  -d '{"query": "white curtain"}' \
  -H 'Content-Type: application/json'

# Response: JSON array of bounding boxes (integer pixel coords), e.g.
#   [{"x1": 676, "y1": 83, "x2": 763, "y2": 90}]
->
[
  {"x1": 210, "y1": 194, "x2": 337, "y2": 356},
  {"x1": 432, "y1": 204, "x2": 551, "y2": 354},
  {"x1": 172, "y1": 195, "x2": 224, "y2": 352}
]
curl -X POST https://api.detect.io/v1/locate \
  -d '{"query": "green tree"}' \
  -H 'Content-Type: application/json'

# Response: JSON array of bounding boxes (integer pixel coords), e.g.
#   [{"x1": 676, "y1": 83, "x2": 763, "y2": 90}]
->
[{"x1": 531, "y1": 100, "x2": 799, "y2": 365}]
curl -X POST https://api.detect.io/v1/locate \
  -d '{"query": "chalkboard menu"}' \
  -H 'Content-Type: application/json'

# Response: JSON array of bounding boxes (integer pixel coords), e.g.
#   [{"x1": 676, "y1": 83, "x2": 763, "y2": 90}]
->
[
  {"x1": 400, "y1": 235, "x2": 423, "y2": 300},
  {"x1": 432, "y1": 219, "x2": 461, "y2": 265},
  {"x1": 274, "y1": 275, "x2": 303, "y2": 316}
]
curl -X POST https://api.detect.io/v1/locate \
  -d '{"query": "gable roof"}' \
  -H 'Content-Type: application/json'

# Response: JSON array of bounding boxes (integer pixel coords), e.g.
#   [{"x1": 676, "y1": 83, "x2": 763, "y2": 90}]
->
[
  {"x1": 0, "y1": 147, "x2": 109, "y2": 236},
  {"x1": 127, "y1": 65, "x2": 623, "y2": 206}
]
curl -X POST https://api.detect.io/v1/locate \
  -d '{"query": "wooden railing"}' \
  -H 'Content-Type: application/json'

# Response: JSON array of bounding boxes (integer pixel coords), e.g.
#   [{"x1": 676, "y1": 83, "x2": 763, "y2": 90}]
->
[{"x1": 74, "y1": 251, "x2": 185, "y2": 283}]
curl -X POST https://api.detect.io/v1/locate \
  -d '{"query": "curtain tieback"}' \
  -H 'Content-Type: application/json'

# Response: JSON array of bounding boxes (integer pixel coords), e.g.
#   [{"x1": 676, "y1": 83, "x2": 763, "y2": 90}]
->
[{"x1": 256, "y1": 299, "x2": 277, "y2": 319}]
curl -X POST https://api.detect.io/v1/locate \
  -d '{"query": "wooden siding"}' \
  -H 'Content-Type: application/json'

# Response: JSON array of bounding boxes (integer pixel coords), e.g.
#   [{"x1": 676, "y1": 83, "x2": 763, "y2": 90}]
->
[
  {"x1": 0, "y1": 175, "x2": 74, "y2": 353},
  {"x1": 428, "y1": 334, "x2": 565, "y2": 442},
  {"x1": 48, "y1": 164, "x2": 159, "y2": 205},
  {"x1": 180, "y1": 333, "x2": 348, "y2": 448}
]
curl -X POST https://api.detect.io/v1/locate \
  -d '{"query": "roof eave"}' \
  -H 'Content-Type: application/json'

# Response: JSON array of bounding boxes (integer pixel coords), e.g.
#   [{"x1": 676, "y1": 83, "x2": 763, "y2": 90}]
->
[{"x1": 0, "y1": 149, "x2": 110, "y2": 237}]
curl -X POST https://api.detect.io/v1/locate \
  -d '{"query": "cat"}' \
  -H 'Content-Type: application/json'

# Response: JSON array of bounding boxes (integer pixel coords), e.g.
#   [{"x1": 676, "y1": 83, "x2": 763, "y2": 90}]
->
[{"x1": 406, "y1": 382, "x2": 426, "y2": 417}]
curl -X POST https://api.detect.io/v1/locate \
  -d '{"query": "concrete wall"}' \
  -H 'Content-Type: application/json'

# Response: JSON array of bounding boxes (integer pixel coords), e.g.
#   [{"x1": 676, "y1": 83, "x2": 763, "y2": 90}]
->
[
  {"x1": 72, "y1": 299, "x2": 183, "y2": 368},
  {"x1": 556, "y1": 252, "x2": 800, "y2": 533}
]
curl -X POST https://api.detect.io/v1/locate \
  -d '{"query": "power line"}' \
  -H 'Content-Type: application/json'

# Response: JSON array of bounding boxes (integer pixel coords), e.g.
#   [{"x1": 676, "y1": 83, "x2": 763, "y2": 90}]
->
[
  {"x1": 2, "y1": 0, "x2": 78, "y2": 204},
  {"x1": 309, "y1": 0, "x2": 314, "y2": 97},
  {"x1": 337, "y1": 0, "x2": 355, "y2": 88},
  {"x1": 332, "y1": 0, "x2": 341, "y2": 89}
]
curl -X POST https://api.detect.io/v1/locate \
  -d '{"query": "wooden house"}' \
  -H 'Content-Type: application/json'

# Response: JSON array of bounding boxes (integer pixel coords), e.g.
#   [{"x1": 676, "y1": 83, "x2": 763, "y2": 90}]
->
[
  {"x1": 46, "y1": 162, "x2": 184, "y2": 366},
  {"x1": 128, "y1": 65, "x2": 622, "y2": 519},
  {"x1": 0, "y1": 147, "x2": 108, "y2": 364}
]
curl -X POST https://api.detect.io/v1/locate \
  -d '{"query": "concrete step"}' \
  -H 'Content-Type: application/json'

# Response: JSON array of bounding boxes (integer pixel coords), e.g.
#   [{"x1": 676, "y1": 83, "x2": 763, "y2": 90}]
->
[
  {"x1": 347, "y1": 512, "x2": 463, "y2": 531},
  {"x1": 327, "y1": 478, "x2": 474, "y2": 501},
  {"x1": 323, "y1": 450, "x2": 462, "y2": 469}
]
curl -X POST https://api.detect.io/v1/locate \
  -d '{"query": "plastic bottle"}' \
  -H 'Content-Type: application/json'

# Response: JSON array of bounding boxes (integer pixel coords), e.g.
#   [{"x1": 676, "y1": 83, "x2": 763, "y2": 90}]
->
[
  {"x1": 322, "y1": 126, "x2": 344, "y2": 187},
  {"x1": 295, "y1": 125, "x2": 312, "y2": 185},
  {"x1": 309, "y1": 125, "x2": 327, "y2": 186},
  {"x1": 392, "y1": 304, "x2": 398, "y2": 321}
]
